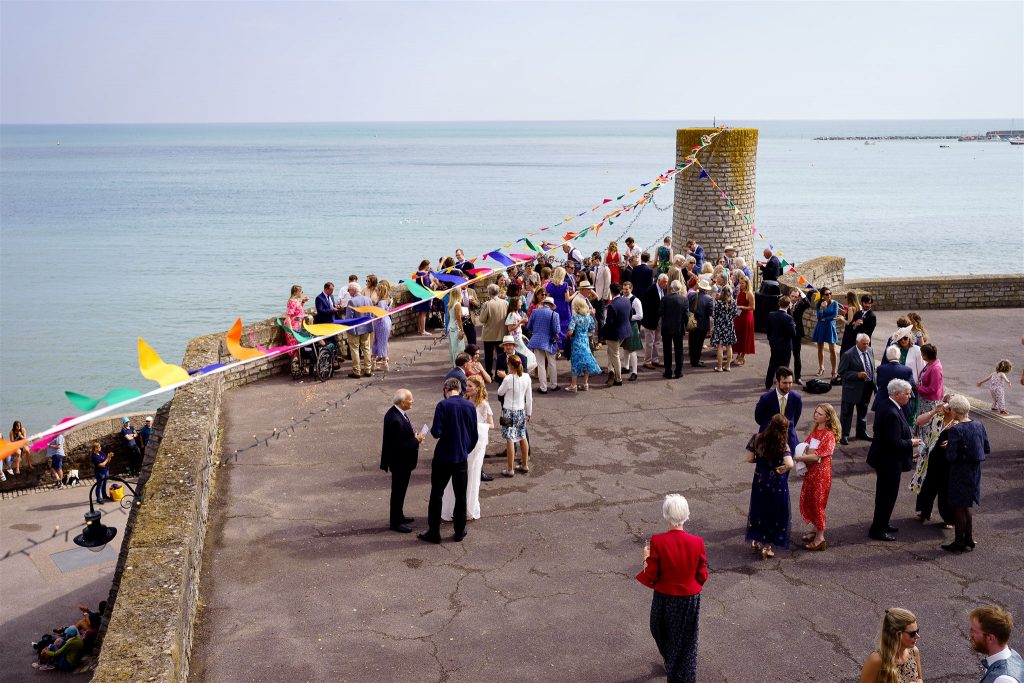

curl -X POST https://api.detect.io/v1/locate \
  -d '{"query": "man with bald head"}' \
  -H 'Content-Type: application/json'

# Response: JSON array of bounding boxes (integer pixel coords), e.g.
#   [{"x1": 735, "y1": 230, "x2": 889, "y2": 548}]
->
[
  {"x1": 759, "y1": 248, "x2": 783, "y2": 292},
  {"x1": 381, "y1": 389, "x2": 426, "y2": 533}
]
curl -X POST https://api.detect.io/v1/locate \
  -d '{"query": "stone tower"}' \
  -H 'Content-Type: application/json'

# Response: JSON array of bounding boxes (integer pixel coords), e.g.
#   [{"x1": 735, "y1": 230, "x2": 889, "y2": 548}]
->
[{"x1": 672, "y1": 128, "x2": 758, "y2": 271}]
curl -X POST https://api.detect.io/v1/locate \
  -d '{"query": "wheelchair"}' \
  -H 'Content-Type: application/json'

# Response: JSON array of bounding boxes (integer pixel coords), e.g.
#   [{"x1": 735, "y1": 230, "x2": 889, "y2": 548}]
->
[{"x1": 277, "y1": 318, "x2": 337, "y2": 382}]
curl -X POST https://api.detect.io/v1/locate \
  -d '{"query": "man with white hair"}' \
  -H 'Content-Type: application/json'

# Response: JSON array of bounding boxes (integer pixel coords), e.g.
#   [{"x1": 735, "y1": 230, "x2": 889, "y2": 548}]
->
[
  {"x1": 641, "y1": 273, "x2": 669, "y2": 369},
  {"x1": 380, "y1": 389, "x2": 426, "y2": 533},
  {"x1": 345, "y1": 281, "x2": 375, "y2": 378},
  {"x1": 837, "y1": 333, "x2": 876, "y2": 445},
  {"x1": 666, "y1": 254, "x2": 687, "y2": 288},
  {"x1": 866, "y1": 379, "x2": 921, "y2": 541}
]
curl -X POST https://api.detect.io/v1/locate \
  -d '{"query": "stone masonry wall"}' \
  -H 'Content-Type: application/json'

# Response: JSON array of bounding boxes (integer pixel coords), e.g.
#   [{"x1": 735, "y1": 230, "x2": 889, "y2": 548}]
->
[
  {"x1": 845, "y1": 274, "x2": 1024, "y2": 311},
  {"x1": 673, "y1": 128, "x2": 758, "y2": 271}
]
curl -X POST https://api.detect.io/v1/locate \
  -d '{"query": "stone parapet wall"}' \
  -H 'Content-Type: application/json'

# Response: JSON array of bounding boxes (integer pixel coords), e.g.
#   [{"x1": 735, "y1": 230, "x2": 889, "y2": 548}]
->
[{"x1": 844, "y1": 274, "x2": 1024, "y2": 311}]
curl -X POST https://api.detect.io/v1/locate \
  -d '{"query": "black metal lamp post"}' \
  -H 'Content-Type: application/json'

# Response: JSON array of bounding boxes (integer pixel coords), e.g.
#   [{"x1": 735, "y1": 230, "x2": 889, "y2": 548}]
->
[{"x1": 73, "y1": 476, "x2": 141, "y2": 550}]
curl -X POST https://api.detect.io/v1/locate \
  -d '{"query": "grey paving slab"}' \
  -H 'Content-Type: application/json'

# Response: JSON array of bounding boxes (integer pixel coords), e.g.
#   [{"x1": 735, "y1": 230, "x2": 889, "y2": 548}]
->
[{"x1": 192, "y1": 313, "x2": 1023, "y2": 683}]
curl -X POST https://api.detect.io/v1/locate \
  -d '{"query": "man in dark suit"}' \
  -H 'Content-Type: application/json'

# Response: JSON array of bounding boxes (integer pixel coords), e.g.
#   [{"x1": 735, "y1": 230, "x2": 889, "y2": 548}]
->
[
  {"x1": 765, "y1": 296, "x2": 797, "y2": 390},
  {"x1": 837, "y1": 334, "x2": 876, "y2": 445},
  {"x1": 866, "y1": 379, "x2": 920, "y2": 541},
  {"x1": 444, "y1": 352, "x2": 470, "y2": 395},
  {"x1": 852, "y1": 295, "x2": 877, "y2": 343},
  {"x1": 659, "y1": 280, "x2": 689, "y2": 379},
  {"x1": 630, "y1": 251, "x2": 655, "y2": 298},
  {"x1": 641, "y1": 273, "x2": 668, "y2": 370},
  {"x1": 314, "y1": 282, "x2": 341, "y2": 324},
  {"x1": 755, "y1": 367, "x2": 803, "y2": 455},
  {"x1": 603, "y1": 282, "x2": 632, "y2": 386},
  {"x1": 787, "y1": 288, "x2": 811, "y2": 385},
  {"x1": 380, "y1": 389, "x2": 426, "y2": 533},
  {"x1": 494, "y1": 336, "x2": 528, "y2": 387},
  {"x1": 758, "y1": 248, "x2": 783, "y2": 294},
  {"x1": 873, "y1": 345, "x2": 916, "y2": 413},
  {"x1": 420, "y1": 378, "x2": 479, "y2": 544},
  {"x1": 686, "y1": 279, "x2": 713, "y2": 367}
]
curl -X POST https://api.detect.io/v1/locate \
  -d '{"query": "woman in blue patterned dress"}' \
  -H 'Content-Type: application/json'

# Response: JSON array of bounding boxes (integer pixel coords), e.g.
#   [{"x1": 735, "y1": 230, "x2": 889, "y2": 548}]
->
[
  {"x1": 811, "y1": 287, "x2": 839, "y2": 380},
  {"x1": 709, "y1": 286, "x2": 738, "y2": 372},
  {"x1": 745, "y1": 414, "x2": 795, "y2": 559},
  {"x1": 565, "y1": 297, "x2": 602, "y2": 392},
  {"x1": 371, "y1": 280, "x2": 393, "y2": 371}
]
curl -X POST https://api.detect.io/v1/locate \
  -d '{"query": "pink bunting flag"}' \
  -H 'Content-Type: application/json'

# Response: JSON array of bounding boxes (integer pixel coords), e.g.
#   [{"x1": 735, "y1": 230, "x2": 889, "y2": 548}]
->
[{"x1": 31, "y1": 417, "x2": 76, "y2": 452}]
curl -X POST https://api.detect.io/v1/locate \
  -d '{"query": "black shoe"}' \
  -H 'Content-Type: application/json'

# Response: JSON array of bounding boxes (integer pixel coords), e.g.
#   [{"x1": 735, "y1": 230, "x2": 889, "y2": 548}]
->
[
  {"x1": 663, "y1": 373, "x2": 673, "y2": 379},
  {"x1": 538, "y1": 389, "x2": 548, "y2": 395},
  {"x1": 417, "y1": 532, "x2": 441, "y2": 544},
  {"x1": 692, "y1": 361, "x2": 706, "y2": 367},
  {"x1": 628, "y1": 373, "x2": 638, "y2": 381},
  {"x1": 868, "y1": 532, "x2": 897, "y2": 542},
  {"x1": 613, "y1": 381, "x2": 623, "y2": 386},
  {"x1": 856, "y1": 434, "x2": 873, "y2": 442},
  {"x1": 885, "y1": 525, "x2": 899, "y2": 533},
  {"x1": 96, "y1": 499, "x2": 106, "y2": 505},
  {"x1": 839, "y1": 437, "x2": 850, "y2": 445},
  {"x1": 402, "y1": 516, "x2": 415, "y2": 524},
  {"x1": 390, "y1": 524, "x2": 413, "y2": 533},
  {"x1": 674, "y1": 374, "x2": 683, "y2": 379},
  {"x1": 794, "y1": 379, "x2": 804, "y2": 386},
  {"x1": 549, "y1": 386, "x2": 561, "y2": 392},
  {"x1": 480, "y1": 472, "x2": 493, "y2": 482},
  {"x1": 941, "y1": 542, "x2": 966, "y2": 553},
  {"x1": 452, "y1": 532, "x2": 467, "y2": 542}
]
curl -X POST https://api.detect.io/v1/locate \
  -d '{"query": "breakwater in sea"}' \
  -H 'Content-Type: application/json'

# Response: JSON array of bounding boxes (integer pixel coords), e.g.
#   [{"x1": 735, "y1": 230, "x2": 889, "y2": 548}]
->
[{"x1": 816, "y1": 129, "x2": 1024, "y2": 141}]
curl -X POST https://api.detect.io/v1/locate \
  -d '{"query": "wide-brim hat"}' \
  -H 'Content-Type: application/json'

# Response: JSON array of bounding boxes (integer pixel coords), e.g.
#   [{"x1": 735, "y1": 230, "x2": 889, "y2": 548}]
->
[
  {"x1": 891, "y1": 325, "x2": 914, "y2": 343},
  {"x1": 724, "y1": 245, "x2": 737, "y2": 252},
  {"x1": 697, "y1": 277, "x2": 713, "y2": 291},
  {"x1": 501, "y1": 335, "x2": 516, "y2": 345},
  {"x1": 543, "y1": 297, "x2": 556, "y2": 306},
  {"x1": 578, "y1": 280, "x2": 593, "y2": 289}
]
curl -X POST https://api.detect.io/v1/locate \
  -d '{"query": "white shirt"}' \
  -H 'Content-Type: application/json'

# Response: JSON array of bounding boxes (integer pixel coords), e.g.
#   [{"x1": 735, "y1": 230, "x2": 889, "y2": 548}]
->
[
  {"x1": 624, "y1": 245, "x2": 641, "y2": 261},
  {"x1": 628, "y1": 295, "x2": 643, "y2": 322},
  {"x1": 497, "y1": 374, "x2": 533, "y2": 416},
  {"x1": 986, "y1": 647, "x2": 1019, "y2": 683}
]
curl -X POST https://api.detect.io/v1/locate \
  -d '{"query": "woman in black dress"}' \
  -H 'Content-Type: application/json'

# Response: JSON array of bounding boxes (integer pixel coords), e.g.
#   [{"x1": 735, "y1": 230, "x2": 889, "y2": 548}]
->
[{"x1": 942, "y1": 395, "x2": 991, "y2": 553}]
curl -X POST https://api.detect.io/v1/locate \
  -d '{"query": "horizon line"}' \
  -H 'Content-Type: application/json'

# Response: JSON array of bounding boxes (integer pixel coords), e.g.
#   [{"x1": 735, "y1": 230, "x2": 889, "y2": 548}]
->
[{"x1": 2, "y1": 116, "x2": 1022, "y2": 127}]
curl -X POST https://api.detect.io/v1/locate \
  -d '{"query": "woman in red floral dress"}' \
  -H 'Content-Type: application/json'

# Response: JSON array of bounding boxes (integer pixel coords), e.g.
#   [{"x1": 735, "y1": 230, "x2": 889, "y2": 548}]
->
[
  {"x1": 795, "y1": 403, "x2": 840, "y2": 551},
  {"x1": 732, "y1": 276, "x2": 756, "y2": 365}
]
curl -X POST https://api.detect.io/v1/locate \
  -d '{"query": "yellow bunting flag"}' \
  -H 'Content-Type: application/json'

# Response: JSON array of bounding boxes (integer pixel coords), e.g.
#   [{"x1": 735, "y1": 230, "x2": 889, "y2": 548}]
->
[
  {"x1": 304, "y1": 321, "x2": 349, "y2": 337},
  {"x1": 226, "y1": 318, "x2": 266, "y2": 361},
  {"x1": 138, "y1": 338, "x2": 190, "y2": 387},
  {"x1": 352, "y1": 305, "x2": 389, "y2": 318}
]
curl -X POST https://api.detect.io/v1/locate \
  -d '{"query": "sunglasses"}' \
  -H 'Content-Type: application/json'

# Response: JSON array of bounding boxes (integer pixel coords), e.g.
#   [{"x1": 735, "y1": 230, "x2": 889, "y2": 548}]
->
[{"x1": 903, "y1": 629, "x2": 920, "y2": 638}]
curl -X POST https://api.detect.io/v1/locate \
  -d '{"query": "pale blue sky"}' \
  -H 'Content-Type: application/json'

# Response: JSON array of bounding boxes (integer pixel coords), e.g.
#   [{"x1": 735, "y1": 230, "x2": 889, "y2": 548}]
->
[{"x1": 2, "y1": 1, "x2": 1021, "y2": 123}]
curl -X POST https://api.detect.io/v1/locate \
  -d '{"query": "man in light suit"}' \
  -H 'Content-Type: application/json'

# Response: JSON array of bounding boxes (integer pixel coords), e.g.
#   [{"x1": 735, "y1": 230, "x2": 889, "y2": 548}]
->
[
  {"x1": 837, "y1": 333, "x2": 876, "y2": 445},
  {"x1": 477, "y1": 284, "x2": 509, "y2": 377},
  {"x1": 420, "y1": 378, "x2": 479, "y2": 544},
  {"x1": 754, "y1": 367, "x2": 803, "y2": 455},
  {"x1": 380, "y1": 389, "x2": 426, "y2": 533},
  {"x1": 866, "y1": 379, "x2": 920, "y2": 541}
]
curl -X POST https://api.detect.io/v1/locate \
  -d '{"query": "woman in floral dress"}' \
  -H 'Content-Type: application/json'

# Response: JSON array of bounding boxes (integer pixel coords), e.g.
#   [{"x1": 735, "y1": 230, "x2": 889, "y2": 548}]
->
[
  {"x1": 710, "y1": 287, "x2": 738, "y2": 372},
  {"x1": 565, "y1": 297, "x2": 602, "y2": 391},
  {"x1": 795, "y1": 404, "x2": 839, "y2": 551}
]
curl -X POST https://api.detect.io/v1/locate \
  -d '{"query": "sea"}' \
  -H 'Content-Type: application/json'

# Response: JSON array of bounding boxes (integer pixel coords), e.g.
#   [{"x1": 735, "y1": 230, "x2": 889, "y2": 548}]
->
[{"x1": 1, "y1": 119, "x2": 1022, "y2": 434}]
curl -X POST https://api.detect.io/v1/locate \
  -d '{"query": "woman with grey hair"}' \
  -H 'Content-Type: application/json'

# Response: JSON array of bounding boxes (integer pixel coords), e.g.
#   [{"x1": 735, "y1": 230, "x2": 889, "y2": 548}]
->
[
  {"x1": 942, "y1": 395, "x2": 991, "y2": 553},
  {"x1": 636, "y1": 494, "x2": 708, "y2": 683}
]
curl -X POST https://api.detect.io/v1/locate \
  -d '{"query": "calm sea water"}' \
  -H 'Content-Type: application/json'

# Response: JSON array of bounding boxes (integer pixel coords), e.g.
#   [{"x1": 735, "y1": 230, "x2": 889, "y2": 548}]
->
[{"x1": 2, "y1": 120, "x2": 1022, "y2": 432}]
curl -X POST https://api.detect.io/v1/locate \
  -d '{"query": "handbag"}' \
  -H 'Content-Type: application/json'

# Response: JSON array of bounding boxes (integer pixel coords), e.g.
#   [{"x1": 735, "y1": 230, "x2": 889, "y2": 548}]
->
[{"x1": 686, "y1": 294, "x2": 698, "y2": 332}]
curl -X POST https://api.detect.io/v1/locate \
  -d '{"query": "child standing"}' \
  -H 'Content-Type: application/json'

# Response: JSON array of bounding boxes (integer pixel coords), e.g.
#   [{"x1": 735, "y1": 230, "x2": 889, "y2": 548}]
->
[{"x1": 977, "y1": 360, "x2": 1012, "y2": 415}]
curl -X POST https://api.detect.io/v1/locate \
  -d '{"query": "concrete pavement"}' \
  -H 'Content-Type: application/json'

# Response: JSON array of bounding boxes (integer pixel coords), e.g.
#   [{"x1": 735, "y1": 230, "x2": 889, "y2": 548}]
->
[{"x1": 191, "y1": 308, "x2": 1023, "y2": 682}]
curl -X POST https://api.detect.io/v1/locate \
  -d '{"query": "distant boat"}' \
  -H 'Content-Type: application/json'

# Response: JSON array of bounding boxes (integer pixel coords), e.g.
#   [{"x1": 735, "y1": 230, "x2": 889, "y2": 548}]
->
[
  {"x1": 939, "y1": 144, "x2": 950, "y2": 148},
  {"x1": 864, "y1": 141, "x2": 876, "y2": 145},
  {"x1": 1009, "y1": 137, "x2": 1024, "y2": 146}
]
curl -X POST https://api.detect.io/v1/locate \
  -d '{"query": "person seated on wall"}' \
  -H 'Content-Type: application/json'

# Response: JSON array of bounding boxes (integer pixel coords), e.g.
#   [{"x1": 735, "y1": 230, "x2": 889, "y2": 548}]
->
[{"x1": 758, "y1": 248, "x2": 783, "y2": 295}]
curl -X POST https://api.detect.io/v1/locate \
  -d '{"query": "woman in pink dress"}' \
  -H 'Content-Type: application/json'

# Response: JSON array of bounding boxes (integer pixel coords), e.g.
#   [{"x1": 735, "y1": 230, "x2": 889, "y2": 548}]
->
[
  {"x1": 795, "y1": 403, "x2": 840, "y2": 551},
  {"x1": 732, "y1": 276, "x2": 756, "y2": 365},
  {"x1": 285, "y1": 284, "x2": 309, "y2": 373}
]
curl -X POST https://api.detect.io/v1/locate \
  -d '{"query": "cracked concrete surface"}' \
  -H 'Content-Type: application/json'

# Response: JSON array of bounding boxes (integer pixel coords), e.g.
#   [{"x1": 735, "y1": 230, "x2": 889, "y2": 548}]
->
[{"x1": 192, "y1": 309, "x2": 1023, "y2": 682}]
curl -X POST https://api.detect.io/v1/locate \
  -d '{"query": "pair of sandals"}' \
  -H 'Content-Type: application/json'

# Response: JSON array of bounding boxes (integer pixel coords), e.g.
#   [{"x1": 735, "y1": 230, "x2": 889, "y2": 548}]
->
[
  {"x1": 751, "y1": 541, "x2": 775, "y2": 559},
  {"x1": 801, "y1": 531, "x2": 828, "y2": 551},
  {"x1": 713, "y1": 366, "x2": 732, "y2": 372},
  {"x1": 566, "y1": 385, "x2": 590, "y2": 392},
  {"x1": 501, "y1": 464, "x2": 530, "y2": 477}
]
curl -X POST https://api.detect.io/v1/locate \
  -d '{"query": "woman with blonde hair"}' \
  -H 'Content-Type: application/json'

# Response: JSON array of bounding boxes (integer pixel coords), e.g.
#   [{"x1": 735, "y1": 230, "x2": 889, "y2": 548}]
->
[
  {"x1": 371, "y1": 280, "x2": 393, "y2": 371},
  {"x1": 732, "y1": 276, "x2": 756, "y2": 366},
  {"x1": 497, "y1": 356, "x2": 532, "y2": 476},
  {"x1": 565, "y1": 296, "x2": 602, "y2": 391},
  {"x1": 795, "y1": 403, "x2": 840, "y2": 550},
  {"x1": 364, "y1": 274, "x2": 380, "y2": 303},
  {"x1": 605, "y1": 241, "x2": 622, "y2": 284},
  {"x1": 545, "y1": 266, "x2": 573, "y2": 337},
  {"x1": 811, "y1": 287, "x2": 840, "y2": 380},
  {"x1": 709, "y1": 286, "x2": 738, "y2": 372},
  {"x1": 445, "y1": 287, "x2": 466, "y2": 367},
  {"x1": 840, "y1": 291, "x2": 863, "y2": 356},
  {"x1": 442, "y1": 375, "x2": 493, "y2": 522},
  {"x1": 907, "y1": 312, "x2": 927, "y2": 345},
  {"x1": 284, "y1": 284, "x2": 309, "y2": 373},
  {"x1": 860, "y1": 608, "x2": 923, "y2": 683}
]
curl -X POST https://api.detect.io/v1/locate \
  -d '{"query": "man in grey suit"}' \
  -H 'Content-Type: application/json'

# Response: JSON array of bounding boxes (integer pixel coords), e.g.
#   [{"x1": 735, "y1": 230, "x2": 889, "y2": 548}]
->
[{"x1": 838, "y1": 333, "x2": 876, "y2": 445}]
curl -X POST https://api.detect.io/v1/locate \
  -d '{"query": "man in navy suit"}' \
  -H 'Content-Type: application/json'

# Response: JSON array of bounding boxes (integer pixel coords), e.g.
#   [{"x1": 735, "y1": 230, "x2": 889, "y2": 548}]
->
[
  {"x1": 765, "y1": 296, "x2": 797, "y2": 390},
  {"x1": 755, "y1": 367, "x2": 803, "y2": 455},
  {"x1": 380, "y1": 389, "x2": 425, "y2": 533},
  {"x1": 314, "y1": 282, "x2": 341, "y2": 324},
  {"x1": 603, "y1": 282, "x2": 632, "y2": 386},
  {"x1": 420, "y1": 378, "x2": 479, "y2": 544},
  {"x1": 629, "y1": 251, "x2": 655, "y2": 298},
  {"x1": 866, "y1": 379, "x2": 920, "y2": 541},
  {"x1": 837, "y1": 333, "x2": 876, "y2": 445},
  {"x1": 872, "y1": 345, "x2": 916, "y2": 415}
]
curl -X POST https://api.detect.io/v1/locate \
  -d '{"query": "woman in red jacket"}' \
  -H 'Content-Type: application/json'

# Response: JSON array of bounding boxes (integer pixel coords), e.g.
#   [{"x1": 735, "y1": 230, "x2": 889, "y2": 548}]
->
[{"x1": 636, "y1": 494, "x2": 708, "y2": 683}]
